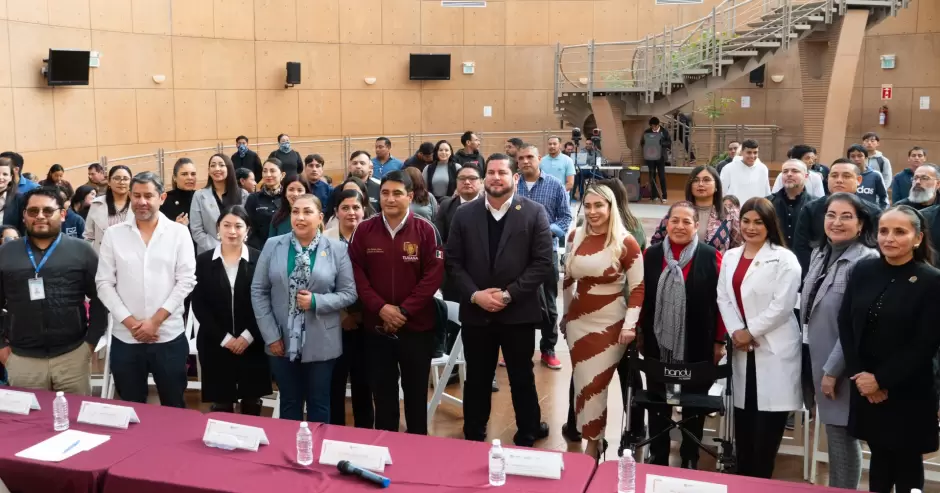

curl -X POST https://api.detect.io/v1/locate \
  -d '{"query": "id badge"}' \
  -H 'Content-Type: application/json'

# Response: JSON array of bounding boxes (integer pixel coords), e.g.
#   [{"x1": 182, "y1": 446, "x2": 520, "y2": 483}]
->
[{"x1": 28, "y1": 277, "x2": 45, "y2": 301}]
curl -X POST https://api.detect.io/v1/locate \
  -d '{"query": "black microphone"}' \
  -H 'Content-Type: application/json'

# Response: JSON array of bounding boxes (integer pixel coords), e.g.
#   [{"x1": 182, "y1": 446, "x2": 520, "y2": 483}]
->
[{"x1": 337, "y1": 460, "x2": 391, "y2": 488}]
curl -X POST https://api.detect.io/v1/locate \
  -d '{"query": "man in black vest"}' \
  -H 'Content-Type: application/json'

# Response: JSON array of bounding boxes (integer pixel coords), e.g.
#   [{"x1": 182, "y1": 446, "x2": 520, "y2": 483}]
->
[
  {"x1": 766, "y1": 159, "x2": 813, "y2": 247},
  {"x1": 445, "y1": 153, "x2": 554, "y2": 446}
]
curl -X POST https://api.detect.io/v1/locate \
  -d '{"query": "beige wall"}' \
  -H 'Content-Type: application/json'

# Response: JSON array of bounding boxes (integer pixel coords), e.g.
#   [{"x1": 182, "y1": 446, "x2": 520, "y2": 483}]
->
[{"x1": 2, "y1": 0, "x2": 935, "y2": 183}]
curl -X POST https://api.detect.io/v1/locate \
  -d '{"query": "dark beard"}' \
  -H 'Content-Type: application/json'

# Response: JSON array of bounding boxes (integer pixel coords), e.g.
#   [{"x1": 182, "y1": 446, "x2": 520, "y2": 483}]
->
[{"x1": 27, "y1": 226, "x2": 60, "y2": 239}]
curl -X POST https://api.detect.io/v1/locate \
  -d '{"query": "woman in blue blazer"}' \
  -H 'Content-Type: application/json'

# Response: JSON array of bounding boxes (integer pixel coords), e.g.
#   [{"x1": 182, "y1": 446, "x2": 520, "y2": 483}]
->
[{"x1": 251, "y1": 194, "x2": 357, "y2": 422}]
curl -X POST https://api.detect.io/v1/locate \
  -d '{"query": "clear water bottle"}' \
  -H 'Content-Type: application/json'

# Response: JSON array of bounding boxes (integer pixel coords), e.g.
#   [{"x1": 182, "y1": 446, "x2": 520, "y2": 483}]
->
[
  {"x1": 296, "y1": 422, "x2": 313, "y2": 466},
  {"x1": 488, "y1": 439, "x2": 506, "y2": 486},
  {"x1": 618, "y1": 449, "x2": 636, "y2": 493},
  {"x1": 53, "y1": 391, "x2": 69, "y2": 431}
]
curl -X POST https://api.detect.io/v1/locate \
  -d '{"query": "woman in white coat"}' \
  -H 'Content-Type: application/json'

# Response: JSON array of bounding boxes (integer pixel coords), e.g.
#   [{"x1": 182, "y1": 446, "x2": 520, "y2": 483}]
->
[
  {"x1": 190, "y1": 154, "x2": 249, "y2": 255},
  {"x1": 716, "y1": 197, "x2": 802, "y2": 479}
]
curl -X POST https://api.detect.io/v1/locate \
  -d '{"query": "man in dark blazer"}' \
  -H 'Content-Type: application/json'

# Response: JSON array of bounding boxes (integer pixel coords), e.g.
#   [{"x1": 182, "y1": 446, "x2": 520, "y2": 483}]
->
[
  {"x1": 230, "y1": 136, "x2": 262, "y2": 183},
  {"x1": 445, "y1": 153, "x2": 554, "y2": 446}
]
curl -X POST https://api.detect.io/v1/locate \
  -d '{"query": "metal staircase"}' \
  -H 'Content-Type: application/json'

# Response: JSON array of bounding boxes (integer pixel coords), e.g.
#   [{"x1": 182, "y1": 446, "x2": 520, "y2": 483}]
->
[{"x1": 554, "y1": 0, "x2": 910, "y2": 125}]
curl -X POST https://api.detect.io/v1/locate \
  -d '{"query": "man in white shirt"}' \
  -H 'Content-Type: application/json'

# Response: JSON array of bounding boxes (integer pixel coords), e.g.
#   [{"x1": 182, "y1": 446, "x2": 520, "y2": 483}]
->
[
  {"x1": 96, "y1": 171, "x2": 197, "y2": 408},
  {"x1": 720, "y1": 139, "x2": 771, "y2": 203},
  {"x1": 539, "y1": 136, "x2": 575, "y2": 192}
]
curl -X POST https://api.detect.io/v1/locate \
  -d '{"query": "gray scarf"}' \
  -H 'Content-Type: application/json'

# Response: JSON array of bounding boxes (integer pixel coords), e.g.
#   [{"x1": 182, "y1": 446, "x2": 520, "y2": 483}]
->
[{"x1": 653, "y1": 235, "x2": 698, "y2": 363}]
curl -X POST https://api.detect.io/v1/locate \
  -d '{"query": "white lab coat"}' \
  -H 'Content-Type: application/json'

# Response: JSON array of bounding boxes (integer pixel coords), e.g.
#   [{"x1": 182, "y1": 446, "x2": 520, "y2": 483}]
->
[{"x1": 717, "y1": 242, "x2": 802, "y2": 412}]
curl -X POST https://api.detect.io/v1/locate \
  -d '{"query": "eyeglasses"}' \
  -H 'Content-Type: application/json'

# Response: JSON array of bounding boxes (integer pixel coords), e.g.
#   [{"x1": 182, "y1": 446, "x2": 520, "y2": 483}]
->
[
  {"x1": 691, "y1": 177, "x2": 714, "y2": 184},
  {"x1": 913, "y1": 175, "x2": 936, "y2": 183},
  {"x1": 457, "y1": 176, "x2": 480, "y2": 182},
  {"x1": 110, "y1": 176, "x2": 131, "y2": 183},
  {"x1": 25, "y1": 207, "x2": 60, "y2": 218},
  {"x1": 824, "y1": 212, "x2": 857, "y2": 223}
]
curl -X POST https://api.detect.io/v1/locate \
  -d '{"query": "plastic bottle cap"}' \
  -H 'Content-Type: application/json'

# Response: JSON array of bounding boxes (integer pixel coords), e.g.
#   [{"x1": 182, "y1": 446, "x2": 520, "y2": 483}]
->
[
  {"x1": 300, "y1": 422, "x2": 308, "y2": 429},
  {"x1": 56, "y1": 391, "x2": 64, "y2": 397},
  {"x1": 622, "y1": 449, "x2": 633, "y2": 458},
  {"x1": 492, "y1": 439, "x2": 501, "y2": 447}
]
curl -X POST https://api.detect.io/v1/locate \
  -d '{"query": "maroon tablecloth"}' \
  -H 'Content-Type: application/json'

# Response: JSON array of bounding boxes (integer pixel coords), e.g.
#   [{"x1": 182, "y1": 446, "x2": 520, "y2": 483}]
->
[
  {"x1": 586, "y1": 461, "x2": 847, "y2": 493},
  {"x1": 0, "y1": 387, "x2": 206, "y2": 493},
  {"x1": 102, "y1": 412, "x2": 597, "y2": 493}
]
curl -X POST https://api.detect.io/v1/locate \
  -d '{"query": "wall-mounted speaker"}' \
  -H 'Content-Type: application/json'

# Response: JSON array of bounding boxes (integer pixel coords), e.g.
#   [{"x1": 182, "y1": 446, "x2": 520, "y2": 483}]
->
[
  {"x1": 749, "y1": 65, "x2": 765, "y2": 88},
  {"x1": 286, "y1": 62, "x2": 301, "y2": 87}
]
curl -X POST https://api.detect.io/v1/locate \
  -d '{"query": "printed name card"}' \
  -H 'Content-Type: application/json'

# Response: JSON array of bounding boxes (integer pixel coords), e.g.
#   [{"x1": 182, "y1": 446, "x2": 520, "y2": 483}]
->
[
  {"x1": 318, "y1": 439, "x2": 391, "y2": 473},
  {"x1": 0, "y1": 389, "x2": 41, "y2": 415},
  {"x1": 646, "y1": 474, "x2": 728, "y2": 493},
  {"x1": 504, "y1": 448, "x2": 564, "y2": 480},
  {"x1": 202, "y1": 419, "x2": 269, "y2": 452},
  {"x1": 77, "y1": 401, "x2": 140, "y2": 429}
]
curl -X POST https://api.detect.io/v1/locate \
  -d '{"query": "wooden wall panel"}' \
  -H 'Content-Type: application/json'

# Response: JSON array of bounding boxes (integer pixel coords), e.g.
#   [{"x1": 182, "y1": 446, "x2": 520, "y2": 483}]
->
[
  {"x1": 505, "y1": 89, "x2": 552, "y2": 130},
  {"x1": 174, "y1": 89, "x2": 218, "y2": 141},
  {"x1": 868, "y1": 0, "x2": 919, "y2": 36},
  {"x1": 764, "y1": 88, "x2": 804, "y2": 137},
  {"x1": 8, "y1": 0, "x2": 49, "y2": 24},
  {"x1": 299, "y1": 89, "x2": 342, "y2": 136},
  {"x1": 453, "y1": 46, "x2": 506, "y2": 90},
  {"x1": 919, "y1": 0, "x2": 940, "y2": 33},
  {"x1": 421, "y1": 1, "x2": 464, "y2": 46},
  {"x1": 861, "y1": 86, "x2": 912, "y2": 141},
  {"x1": 593, "y1": 0, "x2": 638, "y2": 44},
  {"x1": 254, "y1": 0, "x2": 297, "y2": 41},
  {"x1": 341, "y1": 91, "x2": 384, "y2": 136},
  {"x1": 382, "y1": 0, "x2": 420, "y2": 45},
  {"x1": 216, "y1": 90, "x2": 258, "y2": 140},
  {"x1": 465, "y1": 1, "x2": 505, "y2": 46},
  {"x1": 54, "y1": 89, "x2": 97, "y2": 149},
  {"x1": 506, "y1": 1, "x2": 549, "y2": 46},
  {"x1": 93, "y1": 31, "x2": 174, "y2": 89},
  {"x1": 637, "y1": 3, "x2": 678, "y2": 39},
  {"x1": 256, "y1": 90, "x2": 299, "y2": 137},
  {"x1": 172, "y1": 0, "x2": 214, "y2": 37},
  {"x1": 95, "y1": 89, "x2": 138, "y2": 146},
  {"x1": 255, "y1": 42, "x2": 341, "y2": 90},
  {"x1": 863, "y1": 34, "x2": 940, "y2": 88},
  {"x1": 504, "y1": 46, "x2": 554, "y2": 90},
  {"x1": 9, "y1": 23, "x2": 92, "y2": 88},
  {"x1": 845, "y1": 87, "x2": 864, "y2": 143},
  {"x1": 910, "y1": 88, "x2": 940, "y2": 142},
  {"x1": 548, "y1": 1, "x2": 593, "y2": 46},
  {"x1": 90, "y1": 0, "x2": 133, "y2": 32},
  {"x1": 132, "y1": 0, "x2": 172, "y2": 35},
  {"x1": 463, "y1": 89, "x2": 505, "y2": 132},
  {"x1": 382, "y1": 90, "x2": 422, "y2": 134},
  {"x1": 716, "y1": 89, "x2": 768, "y2": 126},
  {"x1": 298, "y1": 0, "x2": 339, "y2": 43},
  {"x1": 0, "y1": 22, "x2": 10, "y2": 88},
  {"x1": 215, "y1": 0, "x2": 255, "y2": 40},
  {"x1": 339, "y1": 0, "x2": 381, "y2": 45},
  {"x1": 136, "y1": 89, "x2": 176, "y2": 143},
  {"x1": 340, "y1": 45, "x2": 416, "y2": 90},
  {"x1": 48, "y1": 0, "x2": 90, "y2": 29},
  {"x1": 0, "y1": 88, "x2": 15, "y2": 151},
  {"x1": 173, "y1": 37, "x2": 255, "y2": 90},
  {"x1": 421, "y1": 90, "x2": 464, "y2": 134}
]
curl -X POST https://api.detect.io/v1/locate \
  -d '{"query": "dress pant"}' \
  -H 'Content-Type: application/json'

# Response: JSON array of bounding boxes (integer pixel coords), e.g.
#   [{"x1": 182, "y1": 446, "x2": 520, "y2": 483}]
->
[
  {"x1": 646, "y1": 159, "x2": 667, "y2": 200},
  {"x1": 268, "y1": 356, "x2": 335, "y2": 423},
  {"x1": 463, "y1": 323, "x2": 542, "y2": 443},
  {"x1": 365, "y1": 329, "x2": 435, "y2": 435},
  {"x1": 5, "y1": 343, "x2": 92, "y2": 395},
  {"x1": 646, "y1": 381, "x2": 708, "y2": 466},
  {"x1": 110, "y1": 333, "x2": 189, "y2": 408},
  {"x1": 329, "y1": 328, "x2": 374, "y2": 428},
  {"x1": 539, "y1": 250, "x2": 560, "y2": 355},
  {"x1": 868, "y1": 443, "x2": 925, "y2": 493},
  {"x1": 734, "y1": 351, "x2": 788, "y2": 479}
]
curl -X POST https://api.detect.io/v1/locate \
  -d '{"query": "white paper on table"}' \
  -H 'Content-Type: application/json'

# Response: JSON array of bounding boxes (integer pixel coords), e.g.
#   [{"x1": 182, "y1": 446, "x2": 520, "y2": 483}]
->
[
  {"x1": 646, "y1": 474, "x2": 728, "y2": 493},
  {"x1": 318, "y1": 439, "x2": 389, "y2": 473},
  {"x1": 15, "y1": 430, "x2": 110, "y2": 463},
  {"x1": 503, "y1": 448, "x2": 564, "y2": 480},
  {"x1": 77, "y1": 401, "x2": 140, "y2": 429},
  {"x1": 0, "y1": 389, "x2": 41, "y2": 415},
  {"x1": 202, "y1": 419, "x2": 268, "y2": 452}
]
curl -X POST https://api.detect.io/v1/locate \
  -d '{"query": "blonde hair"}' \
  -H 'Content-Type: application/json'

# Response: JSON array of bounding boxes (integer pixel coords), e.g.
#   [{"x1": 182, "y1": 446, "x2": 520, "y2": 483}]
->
[{"x1": 565, "y1": 184, "x2": 630, "y2": 272}]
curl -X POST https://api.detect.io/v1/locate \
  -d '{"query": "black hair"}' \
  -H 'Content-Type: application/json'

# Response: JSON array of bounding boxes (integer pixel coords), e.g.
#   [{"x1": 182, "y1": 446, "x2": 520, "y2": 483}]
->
[
  {"x1": 506, "y1": 137, "x2": 524, "y2": 148},
  {"x1": 236, "y1": 135, "x2": 249, "y2": 144},
  {"x1": 0, "y1": 225, "x2": 19, "y2": 239},
  {"x1": 380, "y1": 170, "x2": 413, "y2": 193},
  {"x1": 862, "y1": 132, "x2": 880, "y2": 142},
  {"x1": 812, "y1": 192, "x2": 878, "y2": 249},
  {"x1": 270, "y1": 175, "x2": 311, "y2": 228},
  {"x1": 331, "y1": 188, "x2": 366, "y2": 216},
  {"x1": 789, "y1": 145, "x2": 815, "y2": 161},
  {"x1": 417, "y1": 142, "x2": 434, "y2": 156},
  {"x1": 564, "y1": 141, "x2": 574, "y2": 148},
  {"x1": 264, "y1": 157, "x2": 284, "y2": 171},
  {"x1": 70, "y1": 184, "x2": 96, "y2": 214},
  {"x1": 106, "y1": 165, "x2": 133, "y2": 216},
  {"x1": 349, "y1": 150, "x2": 371, "y2": 161},
  {"x1": 881, "y1": 205, "x2": 934, "y2": 266},
  {"x1": 740, "y1": 197, "x2": 786, "y2": 248},
  {"x1": 235, "y1": 167, "x2": 253, "y2": 182},
  {"x1": 172, "y1": 157, "x2": 194, "y2": 188},
  {"x1": 457, "y1": 164, "x2": 481, "y2": 177},
  {"x1": 684, "y1": 164, "x2": 723, "y2": 212},
  {"x1": 402, "y1": 167, "x2": 429, "y2": 205},
  {"x1": 649, "y1": 117, "x2": 660, "y2": 126},
  {"x1": 45, "y1": 164, "x2": 64, "y2": 182},
  {"x1": 846, "y1": 144, "x2": 868, "y2": 159},
  {"x1": 375, "y1": 137, "x2": 391, "y2": 148},
  {"x1": 829, "y1": 158, "x2": 861, "y2": 176},
  {"x1": 204, "y1": 153, "x2": 241, "y2": 209},
  {"x1": 741, "y1": 139, "x2": 759, "y2": 150},
  {"x1": 88, "y1": 162, "x2": 104, "y2": 173},
  {"x1": 277, "y1": 133, "x2": 289, "y2": 143},
  {"x1": 0, "y1": 151, "x2": 24, "y2": 170},
  {"x1": 304, "y1": 153, "x2": 324, "y2": 166},
  {"x1": 460, "y1": 131, "x2": 475, "y2": 146},
  {"x1": 910, "y1": 146, "x2": 927, "y2": 157},
  {"x1": 130, "y1": 171, "x2": 165, "y2": 194},
  {"x1": 215, "y1": 204, "x2": 252, "y2": 231},
  {"x1": 24, "y1": 186, "x2": 66, "y2": 210},
  {"x1": 334, "y1": 176, "x2": 375, "y2": 217},
  {"x1": 0, "y1": 157, "x2": 18, "y2": 210},
  {"x1": 722, "y1": 195, "x2": 740, "y2": 208},
  {"x1": 484, "y1": 152, "x2": 512, "y2": 173},
  {"x1": 666, "y1": 200, "x2": 698, "y2": 222}
]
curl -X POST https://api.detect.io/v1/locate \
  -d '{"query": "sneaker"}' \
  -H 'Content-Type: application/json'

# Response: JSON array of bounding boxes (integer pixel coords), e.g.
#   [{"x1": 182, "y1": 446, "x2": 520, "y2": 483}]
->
[
  {"x1": 541, "y1": 352, "x2": 562, "y2": 370},
  {"x1": 785, "y1": 412, "x2": 795, "y2": 431},
  {"x1": 498, "y1": 358, "x2": 506, "y2": 367},
  {"x1": 491, "y1": 377, "x2": 499, "y2": 392}
]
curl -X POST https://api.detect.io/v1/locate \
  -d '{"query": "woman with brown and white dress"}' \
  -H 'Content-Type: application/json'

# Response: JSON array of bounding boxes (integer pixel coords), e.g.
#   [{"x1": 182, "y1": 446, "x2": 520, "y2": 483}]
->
[{"x1": 562, "y1": 183, "x2": 644, "y2": 460}]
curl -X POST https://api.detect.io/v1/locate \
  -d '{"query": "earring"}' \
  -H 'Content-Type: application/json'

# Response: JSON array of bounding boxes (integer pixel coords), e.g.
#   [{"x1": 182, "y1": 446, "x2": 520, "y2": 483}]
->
[
  {"x1": 217, "y1": 233, "x2": 221, "y2": 240},
  {"x1": 915, "y1": 244, "x2": 921, "y2": 249}
]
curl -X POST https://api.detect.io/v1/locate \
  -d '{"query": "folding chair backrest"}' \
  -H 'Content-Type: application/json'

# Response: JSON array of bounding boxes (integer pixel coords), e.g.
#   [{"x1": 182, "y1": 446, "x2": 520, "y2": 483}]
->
[{"x1": 625, "y1": 343, "x2": 732, "y2": 387}]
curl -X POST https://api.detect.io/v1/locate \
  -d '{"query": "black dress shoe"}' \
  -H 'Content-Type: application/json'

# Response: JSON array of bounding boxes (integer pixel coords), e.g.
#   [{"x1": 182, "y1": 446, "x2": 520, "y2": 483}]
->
[
  {"x1": 561, "y1": 423, "x2": 582, "y2": 442},
  {"x1": 514, "y1": 422, "x2": 550, "y2": 447},
  {"x1": 534, "y1": 422, "x2": 550, "y2": 440},
  {"x1": 680, "y1": 459, "x2": 698, "y2": 470}
]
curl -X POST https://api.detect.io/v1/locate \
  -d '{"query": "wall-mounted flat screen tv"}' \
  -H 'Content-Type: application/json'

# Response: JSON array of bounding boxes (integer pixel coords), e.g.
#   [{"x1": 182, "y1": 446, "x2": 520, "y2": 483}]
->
[
  {"x1": 410, "y1": 54, "x2": 451, "y2": 81},
  {"x1": 47, "y1": 49, "x2": 90, "y2": 86}
]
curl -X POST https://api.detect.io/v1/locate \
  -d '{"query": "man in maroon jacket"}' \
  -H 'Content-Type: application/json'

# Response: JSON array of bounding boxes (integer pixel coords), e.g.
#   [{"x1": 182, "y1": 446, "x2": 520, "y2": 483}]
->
[{"x1": 349, "y1": 170, "x2": 444, "y2": 435}]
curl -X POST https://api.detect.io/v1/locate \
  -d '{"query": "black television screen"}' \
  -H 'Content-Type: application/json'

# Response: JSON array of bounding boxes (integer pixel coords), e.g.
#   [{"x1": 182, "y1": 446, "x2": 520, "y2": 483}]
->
[
  {"x1": 410, "y1": 54, "x2": 450, "y2": 81},
  {"x1": 47, "y1": 49, "x2": 90, "y2": 86}
]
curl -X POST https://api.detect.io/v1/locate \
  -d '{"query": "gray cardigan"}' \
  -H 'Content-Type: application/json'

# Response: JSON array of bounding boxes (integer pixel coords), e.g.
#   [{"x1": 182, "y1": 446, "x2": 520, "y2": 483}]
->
[
  {"x1": 190, "y1": 187, "x2": 250, "y2": 255},
  {"x1": 800, "y1": 241, "x2": 879, "y2": 426},
  {"x1": 250, "y1": 233, "x2": 357, "y2": 362}
]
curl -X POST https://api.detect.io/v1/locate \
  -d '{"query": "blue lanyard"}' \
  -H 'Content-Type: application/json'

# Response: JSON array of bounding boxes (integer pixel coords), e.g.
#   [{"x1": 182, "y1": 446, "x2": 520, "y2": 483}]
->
[{"x1": 24, "y1": 234, "x2": 62, "y2": 278}]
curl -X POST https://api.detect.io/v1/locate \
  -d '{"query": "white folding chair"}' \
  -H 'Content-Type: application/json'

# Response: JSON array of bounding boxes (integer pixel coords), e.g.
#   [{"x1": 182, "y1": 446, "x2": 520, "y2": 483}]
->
[
  {"x1": 427, "y1": 300, "x2": 466, "y2": 429},
  {"x1": 88, "y1": 319, "x2": 113, "y2": 398}
]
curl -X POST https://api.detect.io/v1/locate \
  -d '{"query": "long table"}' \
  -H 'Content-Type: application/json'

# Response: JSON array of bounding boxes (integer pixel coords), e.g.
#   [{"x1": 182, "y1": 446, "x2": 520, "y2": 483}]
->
[
  {"x1": 0, "y1": 387, "x2": 206, "y2": 493},
  {"x1": 586, "y1": 460, "x2": 847, "y2": 493},
  {"x1": 102, "y1": 412, "x2": 598, "y2": 493}
]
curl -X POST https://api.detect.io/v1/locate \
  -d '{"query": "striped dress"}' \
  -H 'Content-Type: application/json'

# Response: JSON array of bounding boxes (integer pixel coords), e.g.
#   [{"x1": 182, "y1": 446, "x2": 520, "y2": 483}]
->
[{"x1": 562, "y1": 231, "x2": 644, "y2": 440}]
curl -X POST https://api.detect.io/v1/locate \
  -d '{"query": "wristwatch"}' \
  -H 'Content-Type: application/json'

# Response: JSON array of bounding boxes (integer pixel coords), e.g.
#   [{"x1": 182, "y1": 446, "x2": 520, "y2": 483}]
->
[
  {"x1": 501, "y1": 291, "x2": 512, "y2": 305},
  {"x1": 398, "y1": 307, "x2": 409, "y2": 318}
]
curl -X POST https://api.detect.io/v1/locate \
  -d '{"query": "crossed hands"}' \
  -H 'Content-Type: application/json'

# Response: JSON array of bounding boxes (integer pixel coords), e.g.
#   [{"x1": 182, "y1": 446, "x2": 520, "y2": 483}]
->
[{"x1": 851, "y1": 372, "x2": 888, "y2": 404}]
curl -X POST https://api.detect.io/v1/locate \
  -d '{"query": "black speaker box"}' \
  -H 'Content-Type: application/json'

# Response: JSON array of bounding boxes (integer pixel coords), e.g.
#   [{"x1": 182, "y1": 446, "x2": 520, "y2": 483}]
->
[
  {"x1": 749, "y1": 65, "x2": 765, "y2": 86},
  {"x1": 286, "y1": 62, "x2": 301, "y2": 85}
]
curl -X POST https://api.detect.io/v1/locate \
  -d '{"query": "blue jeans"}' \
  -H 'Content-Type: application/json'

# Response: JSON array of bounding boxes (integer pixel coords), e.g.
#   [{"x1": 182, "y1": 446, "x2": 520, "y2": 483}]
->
[
  {"x1": 110, "y1": 333, "x2": 189, "y2": 408},
  {"x1": 269, "y1": 356, "x2": 335, "y2": 422}
]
